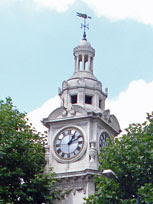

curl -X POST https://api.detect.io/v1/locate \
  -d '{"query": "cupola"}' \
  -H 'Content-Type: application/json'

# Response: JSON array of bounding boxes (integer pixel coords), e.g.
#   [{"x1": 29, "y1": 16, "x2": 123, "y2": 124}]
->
[{"x1": 73, "y1": 39, "x2": 95, "y2": 74}]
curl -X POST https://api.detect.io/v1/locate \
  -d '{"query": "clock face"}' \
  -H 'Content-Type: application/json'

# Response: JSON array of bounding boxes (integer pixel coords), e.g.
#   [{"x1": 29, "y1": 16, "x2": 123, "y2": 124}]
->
[
  {"x1": 99, "y1": 132, "x2": 110, "y2": 148},
  {"x1": 54, "y1": 128, "x2": 84, "y2": 160}
]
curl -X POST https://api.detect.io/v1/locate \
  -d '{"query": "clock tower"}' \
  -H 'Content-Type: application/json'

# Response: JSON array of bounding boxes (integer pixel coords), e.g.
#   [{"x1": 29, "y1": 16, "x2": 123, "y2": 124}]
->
[{"x1": 42, "y1": 17, "x2": 120, "y2": 204}]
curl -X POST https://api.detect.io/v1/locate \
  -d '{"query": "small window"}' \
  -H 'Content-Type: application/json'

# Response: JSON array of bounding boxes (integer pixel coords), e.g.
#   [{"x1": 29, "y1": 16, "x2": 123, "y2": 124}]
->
[
  {"x1": 71, "y1": 95, "x2": 77, "y2": 104},
  {"x1": 99, "y1": 99, "x2": 102, "y2": 108},
  {"x1": 85, "y1": 95, "x2": 92, "y2": 104}
]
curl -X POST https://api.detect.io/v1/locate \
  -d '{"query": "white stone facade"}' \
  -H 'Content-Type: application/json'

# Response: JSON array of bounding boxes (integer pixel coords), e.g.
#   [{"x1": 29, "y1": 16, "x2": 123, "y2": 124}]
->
[{"x1": 42, "y1": 39, "x2": 120, "y2": 204}]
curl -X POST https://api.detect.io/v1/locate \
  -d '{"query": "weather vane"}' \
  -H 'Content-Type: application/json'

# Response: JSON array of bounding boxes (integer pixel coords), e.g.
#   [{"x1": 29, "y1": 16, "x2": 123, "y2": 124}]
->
[{"x1": 76, "y1": 12, "x2": 92, "y2": 40}]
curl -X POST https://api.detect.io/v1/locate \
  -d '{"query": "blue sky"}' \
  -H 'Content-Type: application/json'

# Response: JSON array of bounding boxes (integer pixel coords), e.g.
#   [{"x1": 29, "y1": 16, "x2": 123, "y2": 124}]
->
[{"x1": 0, "y1": 0, "x2": 153, "y2": 131}]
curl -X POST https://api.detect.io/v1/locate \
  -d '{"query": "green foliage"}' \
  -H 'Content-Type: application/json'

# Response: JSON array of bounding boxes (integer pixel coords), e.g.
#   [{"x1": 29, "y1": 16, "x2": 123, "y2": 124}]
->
[
  {"x1": 137, "y1": 183, "x2": 153, "y2": 203},
  {"x1": 86, "y1": 113, "x2": 153, "y2": 204},
  {"x1": 0, "y1": 98, "x2": 59, "y2": 203}
]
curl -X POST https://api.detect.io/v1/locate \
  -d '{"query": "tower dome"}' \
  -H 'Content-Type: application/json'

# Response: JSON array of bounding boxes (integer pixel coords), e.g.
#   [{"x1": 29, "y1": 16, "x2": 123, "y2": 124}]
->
[
  {"x1": 73, "y1": 39, "x2": 95, "y2": 75},
  {"x1": 58, "y1": 39, "x2": 107, "y2": 113}
]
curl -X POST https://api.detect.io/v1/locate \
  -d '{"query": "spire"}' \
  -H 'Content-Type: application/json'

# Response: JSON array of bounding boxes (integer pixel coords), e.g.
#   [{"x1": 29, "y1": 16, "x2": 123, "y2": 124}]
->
[
  {"x1": 76, "y1": 12, "x2": 91, "y2": 40},
  {"x1": 75, "y1": 12, "x2": 95, "y2": 74}
]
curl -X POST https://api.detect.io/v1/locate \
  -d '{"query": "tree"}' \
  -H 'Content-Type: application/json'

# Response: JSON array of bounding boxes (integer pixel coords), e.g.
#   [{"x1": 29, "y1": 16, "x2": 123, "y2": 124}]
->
[
  {"x1": 0, "y1": 98, "x2": 60, "y2": 204},
  {"x1": 86, "y1": 113, "x2": 153, "y2": 204}
]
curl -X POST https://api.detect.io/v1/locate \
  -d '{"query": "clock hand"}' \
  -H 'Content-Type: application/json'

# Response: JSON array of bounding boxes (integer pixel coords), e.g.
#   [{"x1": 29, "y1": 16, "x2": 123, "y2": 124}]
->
[
  {"x1": 70, "y1": 137, "x2": 79, "y2": 143},
  {"x1": 68, "y1": 135, "x2": 81, "y2": 145},
  {"x1": 67, "y1": 134, "x2": 76, "y2": 145}
]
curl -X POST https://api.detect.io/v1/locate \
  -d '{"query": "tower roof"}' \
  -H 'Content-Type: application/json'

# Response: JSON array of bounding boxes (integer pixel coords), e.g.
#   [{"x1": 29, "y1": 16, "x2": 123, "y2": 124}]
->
[
  {"x1": 73, "y1": 39, "x2": 95, "y2": 59},
  {"x1": 71, "y1": 39, "x2": 96, "y2": 80}
]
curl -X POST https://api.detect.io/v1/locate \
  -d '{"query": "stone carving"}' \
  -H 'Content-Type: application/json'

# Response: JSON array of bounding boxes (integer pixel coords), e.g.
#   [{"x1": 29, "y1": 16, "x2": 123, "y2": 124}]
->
[
  {"x1": 105, "y1": 88, "x2": 108, "y2": 97},
  {"x1": 95, "y1": 81, "x2": 102, "y2": 90},
  {"x1": 102, "y1": 109, "x2": 110, "y2": 122},
  {"x1": 109, "y1": 115, "x2": 121, "y2": 132},
  {"x1": 58, "y1": 87, "x2": 62, "y2": 95},
  {"x1": 55, "y1": 173, "x2": 94, "y2": 196},
  {"x1": 77, "y1": 78, "x2": 86, "y2": 87},
  {"x1": 45, "y1": 145, "x2": 50, "y2": 164},
  {"x1": 66, "y1": 104, "x2": 76, "y2": 116},
  {"x1": 109, "y1": 115, "x2": 114, "y2": 124},
  {"x1": 72, "y1": 187, "x2": 86, "y2": 196},
  {"x1": 76, "y1": 187, "x2": 86, "y2": 194},
  {"x1": 62, "y1": 81, "x2": 68, "y2": 89},
  {"x1": 70, "y1": 108, "x2": 76, "y2": 115},
  {"x1": 62, "y1": 109, "x2": 68, "y2": 116},
  {"x1": 89, "y1": 141, "x2": 96, "y2": 162}
]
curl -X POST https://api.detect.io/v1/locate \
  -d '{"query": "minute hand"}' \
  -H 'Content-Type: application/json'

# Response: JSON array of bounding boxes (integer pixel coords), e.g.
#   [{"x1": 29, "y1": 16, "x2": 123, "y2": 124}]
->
[
  {"x1": 70, "y1": 135, "x2": 81, "y2": 144},
  {"x1": 71, "y1": 138, "x2": 78, "y2": 143}
]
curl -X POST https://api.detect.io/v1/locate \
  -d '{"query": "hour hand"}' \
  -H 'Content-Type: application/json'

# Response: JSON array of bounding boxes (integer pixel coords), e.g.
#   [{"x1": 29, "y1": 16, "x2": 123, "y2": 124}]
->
[{"x1": 68, "y1": 134, "x2": 75, "y2": 145}]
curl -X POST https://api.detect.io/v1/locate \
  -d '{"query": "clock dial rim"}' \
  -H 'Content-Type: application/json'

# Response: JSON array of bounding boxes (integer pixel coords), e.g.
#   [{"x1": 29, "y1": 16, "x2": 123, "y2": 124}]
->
[{"x1": 54, "y1": 127, "x2": 84, "y2": 161}]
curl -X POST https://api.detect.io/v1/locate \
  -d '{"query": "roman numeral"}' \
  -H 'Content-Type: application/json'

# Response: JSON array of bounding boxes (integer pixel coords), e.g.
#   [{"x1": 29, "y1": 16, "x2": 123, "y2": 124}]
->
[
  {"x1": 77, "y1": 146, "x2": 81, "y2": 151},
  {"x1": 61, "y1": 153, "x2": 65, "y2": 157},
  {"x1": 77, "y1": 135, "x2": 83, "y2": 140},
  {"x1": 102, "y1": 135, "x2": 106, "y2": 140},
  {"x1": 67, "y1": 129, "x2": 71, "y2": 135},
  {"x1": 57, "y1": 149, "x2": 61, "y2": 154},
  {"x1": 56, "y1": 144, "x2": 60, "y2": 147},
  {"x1": 62, "y1": 132, "x2": 66, "y2": 136}
]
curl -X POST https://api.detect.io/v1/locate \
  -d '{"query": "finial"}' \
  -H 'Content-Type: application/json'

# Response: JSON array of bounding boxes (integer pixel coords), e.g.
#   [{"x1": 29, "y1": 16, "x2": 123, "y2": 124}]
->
[{"x1": 76, "y1": 12, "x2": 92, "y2": 40}]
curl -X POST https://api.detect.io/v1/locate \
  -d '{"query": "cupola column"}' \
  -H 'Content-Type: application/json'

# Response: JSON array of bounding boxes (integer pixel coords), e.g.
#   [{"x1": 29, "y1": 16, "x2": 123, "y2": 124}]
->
[
  {"x1": 88, "y1": 55, "x2": 91, "y2": 72},
  {"x1": 91, "y1": 57, "x2": 93, "y2": 73},
  {"x1": 75, "y1": 56, "x2": 77, "y2": 72},
  {"x1": 75, "y1": 56, "x2": 79, "y2": 72},
  {"x1": 82, "y1": 55, "x2": 85, "y2": 70}
]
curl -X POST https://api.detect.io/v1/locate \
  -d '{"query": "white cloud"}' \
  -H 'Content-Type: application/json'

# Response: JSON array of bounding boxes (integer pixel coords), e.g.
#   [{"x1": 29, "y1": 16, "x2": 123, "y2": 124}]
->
[
  {"x1": 27, "y1": 95, "x2": 60, "y2": 133},
  {"x1": 27, "y1": 80, "x2": 153, "y2": 134},
  {"x1": 0, "y1": 0, "x2": 76, "y2": 12},
  {"x1": 0, "y1": 0, "x2": 24, "y2": 4},
  {"x1": 82, "y1": 0, "x2": 153, "y2": 25},
  {"x1": 0, "y1": 0, "x2": 22, "y2": 7},
  {"x1": 33, "y1": 0, "x2": 76, "y2": 12},
  {"x1": 2, "y1": 0, "x2": 153, "y2": 26},
  {"x1": 106, "y1": 80, "x2": 153, "y2": 132}
]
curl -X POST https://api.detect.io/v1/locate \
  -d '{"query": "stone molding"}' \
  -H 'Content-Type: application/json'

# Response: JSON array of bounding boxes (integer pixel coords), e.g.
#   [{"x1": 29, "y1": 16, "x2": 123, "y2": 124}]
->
[
  {"x1": 54, "y1": 169, "x2": 101, "y2": 194},
  {"x1": 73, "y1": 45, "x2": 95, "y2": 56},
  {"x1": 43, "y1": 111, "x2": 121, "y2": 134}
]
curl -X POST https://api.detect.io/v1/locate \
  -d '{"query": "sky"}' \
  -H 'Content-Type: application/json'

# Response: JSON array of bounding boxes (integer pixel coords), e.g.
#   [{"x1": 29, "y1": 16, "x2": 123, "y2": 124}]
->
[{"x1": 0, "y1": 0, "x2": 153, "y2": 133}]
